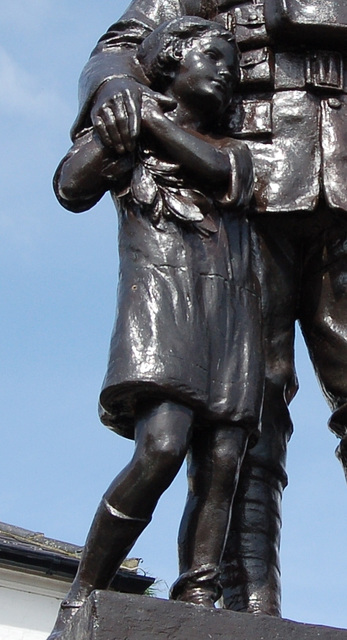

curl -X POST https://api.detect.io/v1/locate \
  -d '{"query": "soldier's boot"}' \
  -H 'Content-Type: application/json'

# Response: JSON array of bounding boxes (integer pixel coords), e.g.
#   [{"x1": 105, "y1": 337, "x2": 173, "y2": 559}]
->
[
  {"x1": 328, "y1": 404, "x2": 347, "y2": 483},
  {"x1": 47, "y1": 498, "x2": 150, "y2": 640},
  {"x1": 221, "y1": 464, "x2": 284, "y2": 617},
  {"x1": 170, "y1": 565, "x2": 222, "y2": 608}
]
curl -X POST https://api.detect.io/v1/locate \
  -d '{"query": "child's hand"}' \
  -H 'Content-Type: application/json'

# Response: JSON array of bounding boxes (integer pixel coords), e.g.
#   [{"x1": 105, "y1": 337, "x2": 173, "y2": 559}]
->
[{"x1": 141, "y1": 93, "x2": 176, "y2": 128}]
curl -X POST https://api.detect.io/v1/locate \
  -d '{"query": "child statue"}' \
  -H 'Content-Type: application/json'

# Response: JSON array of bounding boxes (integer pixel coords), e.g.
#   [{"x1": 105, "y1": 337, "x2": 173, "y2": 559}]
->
[{"x1": 49, "y1": 16, "x2": 263, "y2": 639}]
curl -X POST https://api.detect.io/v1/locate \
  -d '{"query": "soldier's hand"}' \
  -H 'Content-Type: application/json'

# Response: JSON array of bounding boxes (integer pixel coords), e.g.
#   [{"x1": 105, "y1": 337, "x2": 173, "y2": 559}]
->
[{"x1": 91, "y1": 78, "x2": 175, "y2": 154}]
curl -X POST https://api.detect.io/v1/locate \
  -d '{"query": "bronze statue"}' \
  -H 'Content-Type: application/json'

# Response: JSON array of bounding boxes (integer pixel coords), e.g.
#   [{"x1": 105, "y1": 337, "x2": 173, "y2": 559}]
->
[
  {"x1": 49, "y1": 18, "x2": 263, "y2": 638},
  {"x1": 64, "y1": 0, "x2": 347, "y2": 621}
]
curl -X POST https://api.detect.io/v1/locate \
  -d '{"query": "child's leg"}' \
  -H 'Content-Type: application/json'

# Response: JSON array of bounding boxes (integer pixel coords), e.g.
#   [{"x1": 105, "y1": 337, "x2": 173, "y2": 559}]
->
[
  {"x1": 48, "y1": 400, "x2": 193, "y2": 639},
  {"x1": 171, "y1": 424, "x2": 249, "y2": 606}
]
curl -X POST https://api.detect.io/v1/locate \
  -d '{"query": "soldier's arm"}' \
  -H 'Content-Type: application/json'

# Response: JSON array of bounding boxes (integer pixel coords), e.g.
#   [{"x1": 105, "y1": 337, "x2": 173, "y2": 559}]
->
[{"x1": 71, "y1": 0, "x2": 207, "y2": 152}]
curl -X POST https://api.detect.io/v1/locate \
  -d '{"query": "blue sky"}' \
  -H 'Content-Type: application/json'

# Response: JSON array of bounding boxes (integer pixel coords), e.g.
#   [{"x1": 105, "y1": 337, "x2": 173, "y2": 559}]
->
[{"x1": 1, "y1": 0, "x2": 346, "y2": 629}]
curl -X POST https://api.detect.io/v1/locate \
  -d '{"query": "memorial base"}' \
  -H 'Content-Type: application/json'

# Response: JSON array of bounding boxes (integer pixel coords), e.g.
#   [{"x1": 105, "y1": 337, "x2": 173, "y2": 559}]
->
[{"x1": 64, "y1": 590, "x2": 347, "y2": 640}]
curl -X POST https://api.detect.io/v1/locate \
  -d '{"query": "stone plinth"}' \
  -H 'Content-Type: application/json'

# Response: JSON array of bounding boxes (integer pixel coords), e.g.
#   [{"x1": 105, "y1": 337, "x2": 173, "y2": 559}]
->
[{"x1": 65, "y1": 590, "x2": 347, "y2": 640}]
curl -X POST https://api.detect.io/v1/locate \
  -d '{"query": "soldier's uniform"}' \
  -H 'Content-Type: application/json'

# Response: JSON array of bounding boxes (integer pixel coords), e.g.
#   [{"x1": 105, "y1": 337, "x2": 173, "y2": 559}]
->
[{"x1": 73, "y1": 0, "x2": 347, "y2": 616}]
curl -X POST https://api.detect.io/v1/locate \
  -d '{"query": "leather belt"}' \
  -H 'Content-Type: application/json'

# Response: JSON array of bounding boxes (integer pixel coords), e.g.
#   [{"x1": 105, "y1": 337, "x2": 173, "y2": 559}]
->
[
  {"x1": 240, "y1": 47, "x2": 347, "y2": 92},
  {"x1": 275, "y1": 49, "x2": 346, "y2": 92}
]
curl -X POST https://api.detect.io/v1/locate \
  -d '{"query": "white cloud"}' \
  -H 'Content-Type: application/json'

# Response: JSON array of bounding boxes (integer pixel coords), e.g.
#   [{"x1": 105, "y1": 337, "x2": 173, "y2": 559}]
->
[{"x1": 0, "y1": 46, "x2": 71, "y2": 122}]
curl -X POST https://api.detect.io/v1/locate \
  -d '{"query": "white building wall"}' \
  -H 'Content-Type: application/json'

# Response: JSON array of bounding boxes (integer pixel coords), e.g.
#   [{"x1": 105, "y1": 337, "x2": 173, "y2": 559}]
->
[{"x1": 0, "y1": 567, "x2": 70, "y2": 640}]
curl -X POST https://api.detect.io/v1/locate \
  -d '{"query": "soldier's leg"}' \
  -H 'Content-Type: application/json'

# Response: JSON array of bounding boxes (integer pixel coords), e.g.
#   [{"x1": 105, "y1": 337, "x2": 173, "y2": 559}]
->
[
  {"x1": 221, "y1": 217, "x2": 299, "y2": 616},
  {"x1": 48, "y1": 400, "x2": 193, "y2": 639},
  {"x1": 221, "y1": 396, "x2": 292, "y2": 616},
  {"x1": 299, "y1": 213, "x2": 347, "y2": 481},
  {"x1": 172, "y1": 424, "x2": 250, "y2": 607}
]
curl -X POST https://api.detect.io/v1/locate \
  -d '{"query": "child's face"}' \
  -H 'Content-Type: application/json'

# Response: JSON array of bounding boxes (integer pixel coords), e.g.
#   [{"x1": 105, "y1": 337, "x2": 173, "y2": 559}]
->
[{"x1": 171, "y1": 35, "x2": 236, "y2": 114}]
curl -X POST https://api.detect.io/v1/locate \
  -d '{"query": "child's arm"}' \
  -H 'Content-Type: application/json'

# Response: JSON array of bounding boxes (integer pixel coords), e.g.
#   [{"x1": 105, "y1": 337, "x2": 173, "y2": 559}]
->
[
  {"x1": 54, "y1": 129, "x2": 109, "y2": 212},
  {"x1": 141, "y1": 97, "x2": 231, "y2": 187},
  {"x1": 53, "y1": 129, "x2": 133, "y2": 213}
]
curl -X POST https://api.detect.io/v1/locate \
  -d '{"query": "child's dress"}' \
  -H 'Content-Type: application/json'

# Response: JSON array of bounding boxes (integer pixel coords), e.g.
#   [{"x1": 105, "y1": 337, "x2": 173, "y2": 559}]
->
[{"x1": 54, "y1": 129, "x2": 264, "y2": 441}]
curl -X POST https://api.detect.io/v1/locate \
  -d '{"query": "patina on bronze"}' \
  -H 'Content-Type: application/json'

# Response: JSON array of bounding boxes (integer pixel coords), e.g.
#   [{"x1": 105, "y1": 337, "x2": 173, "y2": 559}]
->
[
  {"x1": 49, "y1": 17, "x2": 263, "y2": 639},
  {"x1": 56, "y1": 0, "x2": 347, "y2": 622}
]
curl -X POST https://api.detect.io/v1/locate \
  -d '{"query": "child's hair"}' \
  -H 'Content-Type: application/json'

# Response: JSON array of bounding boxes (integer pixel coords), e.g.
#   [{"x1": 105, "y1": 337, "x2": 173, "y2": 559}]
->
[{"x1": 138, "y1": 16, "x2": 239, "y2": 94}]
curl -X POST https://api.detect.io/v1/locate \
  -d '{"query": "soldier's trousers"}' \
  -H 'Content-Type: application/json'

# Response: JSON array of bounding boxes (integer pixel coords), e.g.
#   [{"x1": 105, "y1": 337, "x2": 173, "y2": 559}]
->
[{"x1": 221, "y1": 205, "x2": 347, "y2": 615}]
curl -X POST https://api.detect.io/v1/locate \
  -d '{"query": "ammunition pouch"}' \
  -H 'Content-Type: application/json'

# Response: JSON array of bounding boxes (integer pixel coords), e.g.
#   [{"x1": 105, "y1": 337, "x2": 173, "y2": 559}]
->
[{"x1": 264, "y1": 0, "x2": 347, "y2": 47}]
